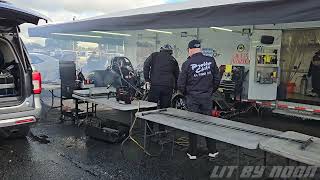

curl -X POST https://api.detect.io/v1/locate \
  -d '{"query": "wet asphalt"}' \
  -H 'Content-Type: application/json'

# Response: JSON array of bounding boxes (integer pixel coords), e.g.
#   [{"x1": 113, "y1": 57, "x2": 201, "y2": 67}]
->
[{"x1": 0, "y1": 91, "x2": 320, "y2": 180}]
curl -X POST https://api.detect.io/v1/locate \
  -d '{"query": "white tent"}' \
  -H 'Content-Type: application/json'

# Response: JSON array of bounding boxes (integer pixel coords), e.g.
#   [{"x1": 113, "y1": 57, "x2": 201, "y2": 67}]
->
[{"x1": 29, "y1": 0, "x2": 320, "y2": 37}]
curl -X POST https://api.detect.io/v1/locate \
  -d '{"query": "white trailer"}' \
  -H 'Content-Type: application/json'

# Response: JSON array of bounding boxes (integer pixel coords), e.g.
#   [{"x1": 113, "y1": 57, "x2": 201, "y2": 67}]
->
[{"x1": 219, "y1": 26, "x2": 320, "y2": 121}]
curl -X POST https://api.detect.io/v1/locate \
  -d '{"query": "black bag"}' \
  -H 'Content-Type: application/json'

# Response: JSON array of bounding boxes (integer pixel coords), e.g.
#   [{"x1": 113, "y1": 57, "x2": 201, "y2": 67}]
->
[{"x1": 85, "y1": 122, "x2": 129, "y2": 143}]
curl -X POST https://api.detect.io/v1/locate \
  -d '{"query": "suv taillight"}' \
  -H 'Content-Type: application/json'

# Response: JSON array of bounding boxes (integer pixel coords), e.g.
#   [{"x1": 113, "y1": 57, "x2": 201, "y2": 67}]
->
[{"x1": 32, "y1": 71, "x2": 42, "y2": 94}]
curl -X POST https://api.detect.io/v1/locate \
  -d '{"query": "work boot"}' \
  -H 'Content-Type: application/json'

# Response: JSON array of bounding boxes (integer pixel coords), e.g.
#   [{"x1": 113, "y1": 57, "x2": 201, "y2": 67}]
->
[
  {"x1": 186, "y1": 148, "x2": 198, "y2": 160},
  {"x1": 208, "y1": 151, "x2": 219, "y2": 159},
  {"x1": 186, "y1": 152, "x2": 197, "y2": 160}
]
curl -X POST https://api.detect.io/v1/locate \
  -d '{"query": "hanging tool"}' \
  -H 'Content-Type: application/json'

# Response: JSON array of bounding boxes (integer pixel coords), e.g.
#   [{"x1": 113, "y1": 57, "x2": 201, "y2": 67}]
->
[{"x1": 141, "y1": 109, "x2": 313, "y2": 150}]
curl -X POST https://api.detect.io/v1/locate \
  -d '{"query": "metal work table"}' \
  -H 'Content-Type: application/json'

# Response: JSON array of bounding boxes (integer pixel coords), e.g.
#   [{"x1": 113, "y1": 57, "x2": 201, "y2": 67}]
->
[
  {"x1": 42, "y1": 83, "x2": 62, "y2": 120},
  {"x1": 136, "y1": 108, "x2": 281, "y2": 150},
  {"x1": 136, "y1": 108, "x2": 320, "y2": 170},
  {"x1": 72, "y1": 94, "x2": 157, "y2": 111},
  {"x1": 42, "y1": 83, "x2": 61, "y2": 109},
  {"x1": 42, "y1": 83, "x2": 61, "y2": 91},
  {"x1": 73, "y1": 87, "x2": 115, "y2": 97},
  {"x1": 260, "y1": 131, "x2": 320, "y2": 166},
  {"x1": 72, "y1": 90, "x2": 157, "y2": 124}
]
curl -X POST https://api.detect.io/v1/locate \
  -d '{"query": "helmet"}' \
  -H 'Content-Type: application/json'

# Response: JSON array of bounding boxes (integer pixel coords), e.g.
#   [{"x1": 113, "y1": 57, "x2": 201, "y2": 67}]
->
[{"x1": 160, "y1": 44, "x2": 173, "y2": 52}]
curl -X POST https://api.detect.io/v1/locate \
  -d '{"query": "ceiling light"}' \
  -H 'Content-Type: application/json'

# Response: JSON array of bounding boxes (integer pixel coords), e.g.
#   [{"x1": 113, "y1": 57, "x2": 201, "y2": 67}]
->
[
  {"x1": 145, "y1": 29, "x2": 173, "y2": 34},
  {"x1": 52, "y1": 33, "x2": 102, "y2": 38},
  {"x1": 91, "y1": 31, "x2": 131, "y2": 37},
  {"x1": 210, "y1": 27, "x2": 233, "y2": 32}
]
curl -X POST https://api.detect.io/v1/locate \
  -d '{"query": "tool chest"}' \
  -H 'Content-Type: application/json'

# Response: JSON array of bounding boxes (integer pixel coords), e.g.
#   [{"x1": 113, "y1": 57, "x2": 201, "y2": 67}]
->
[{"x1": 0, "y1": 73, "x2": 15, "y2": 97}]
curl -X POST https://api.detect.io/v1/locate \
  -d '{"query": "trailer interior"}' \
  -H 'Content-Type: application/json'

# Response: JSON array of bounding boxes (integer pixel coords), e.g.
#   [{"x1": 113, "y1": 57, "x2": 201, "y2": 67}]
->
[{"x1": 280, "y1": 29, "x2": 320, "y2": 106}]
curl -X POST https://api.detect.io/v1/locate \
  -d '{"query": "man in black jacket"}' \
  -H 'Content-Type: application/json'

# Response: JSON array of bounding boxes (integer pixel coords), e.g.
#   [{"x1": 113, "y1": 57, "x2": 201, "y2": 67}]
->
[
  {"x1": 144, "y1": 44, "x2": 180, "y2": 132},
  {"x1": 308, "y1": 50, "x2": 320, "y2": 96},
  {"x1": 178, "y1": 40, "x2": 220, "y2": 160}
]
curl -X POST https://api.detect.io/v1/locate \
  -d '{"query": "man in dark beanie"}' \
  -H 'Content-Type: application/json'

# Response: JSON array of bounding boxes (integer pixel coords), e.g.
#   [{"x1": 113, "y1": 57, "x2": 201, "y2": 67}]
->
[
  {"x1": 178, "y1": 40, "x2": 221, "y2": 160},
  {"x1": 144, "y1": 44, "x2": 180, "y2": 133}
]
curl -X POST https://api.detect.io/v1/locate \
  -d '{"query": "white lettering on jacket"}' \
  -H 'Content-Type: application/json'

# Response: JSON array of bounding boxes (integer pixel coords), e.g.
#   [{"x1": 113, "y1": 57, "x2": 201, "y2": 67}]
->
[{"x1": 190, "y1": 62, "x2": 212, "y2": 74}]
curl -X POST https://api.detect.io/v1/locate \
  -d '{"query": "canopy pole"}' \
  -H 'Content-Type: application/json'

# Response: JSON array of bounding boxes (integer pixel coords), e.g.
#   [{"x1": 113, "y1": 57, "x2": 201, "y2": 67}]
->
[
  {"x1": 122, "y1": 40, "x2": 125, "y2": 55},
  {"x1": 196, "y1": 28, "x2": 200, "y2": 40},
  {"x1": 155, "y1": 33, "x2": 159, "y2": 51}
]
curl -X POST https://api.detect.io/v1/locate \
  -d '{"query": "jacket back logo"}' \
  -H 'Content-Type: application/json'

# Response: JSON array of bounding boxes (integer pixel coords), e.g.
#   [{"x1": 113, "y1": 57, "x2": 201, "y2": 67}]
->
[{"x1": 191, "y1": 62, "x2": 212, "y2": 77}]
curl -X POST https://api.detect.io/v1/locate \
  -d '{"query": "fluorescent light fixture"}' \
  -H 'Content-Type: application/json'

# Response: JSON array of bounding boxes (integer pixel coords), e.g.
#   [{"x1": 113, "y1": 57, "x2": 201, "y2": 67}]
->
[
  {"x1": 145, "y1": 29, "x2": 173, "y2": 34},
  {"x1": 210, "y1": 27, "x2": 233, "y2": 32},
  {"x1": 91, "y1": 31, "x2": 131, "y2": 37},
  {"x1": 52, "y1": 33, "x2": 102, "y2": 38}
]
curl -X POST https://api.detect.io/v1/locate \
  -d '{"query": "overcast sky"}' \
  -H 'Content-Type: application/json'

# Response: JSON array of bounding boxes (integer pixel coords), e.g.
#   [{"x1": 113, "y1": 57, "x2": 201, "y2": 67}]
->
[{"x1": 10, "y1": 0, "x2": 188, "y2": 23}]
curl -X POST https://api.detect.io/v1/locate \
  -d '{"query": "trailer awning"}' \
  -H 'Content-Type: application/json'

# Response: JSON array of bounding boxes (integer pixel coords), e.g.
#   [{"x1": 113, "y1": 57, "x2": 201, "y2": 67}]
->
[{"x1": 29, "y1": 0, "x2": 320, "y2": 37}]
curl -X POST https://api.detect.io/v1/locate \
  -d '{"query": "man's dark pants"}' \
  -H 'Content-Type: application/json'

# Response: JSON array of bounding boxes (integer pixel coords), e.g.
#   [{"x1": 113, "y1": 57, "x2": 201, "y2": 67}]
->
[
  {"x1": 148, "y1": 85, "x2": 173, "y2": 132},
  {"x1": 186, "y1": 95, "x2": 217, "y2": 155}
]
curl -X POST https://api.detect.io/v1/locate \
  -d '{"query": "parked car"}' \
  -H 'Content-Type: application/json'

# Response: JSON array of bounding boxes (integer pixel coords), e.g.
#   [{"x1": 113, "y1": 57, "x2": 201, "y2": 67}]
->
[
  {"x1": 0, "y1": 2, "x2": 47, "y2": 138},
  {"x1": 29, "y1": 53, "x2": 60, "y2": 83},
  {"x1": 60, "y1": 50, "x2": 78, "y2": 61},
  {"x1": 81, "y1": 53, "x2": 109, "y2": 75}
]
